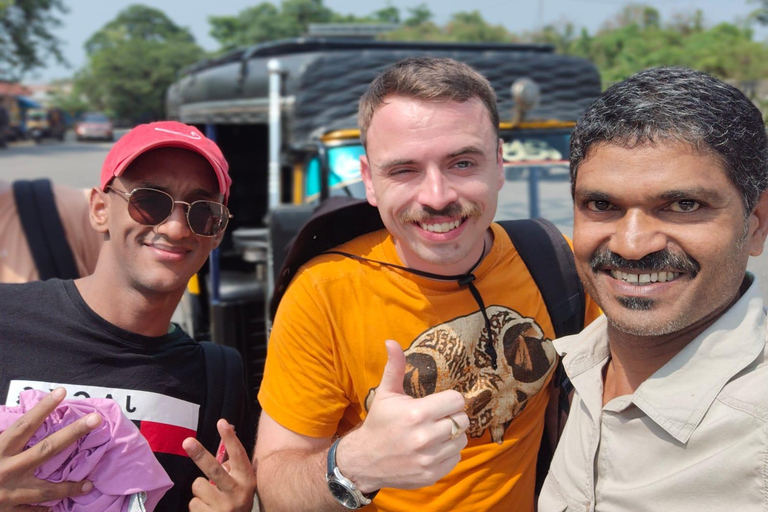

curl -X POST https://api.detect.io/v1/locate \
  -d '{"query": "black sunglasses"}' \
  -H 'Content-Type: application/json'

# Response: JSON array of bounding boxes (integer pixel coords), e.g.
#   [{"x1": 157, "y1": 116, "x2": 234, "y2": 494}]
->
[{"x1": 107, "y1": 186, "x2": 232, "y2": 237}]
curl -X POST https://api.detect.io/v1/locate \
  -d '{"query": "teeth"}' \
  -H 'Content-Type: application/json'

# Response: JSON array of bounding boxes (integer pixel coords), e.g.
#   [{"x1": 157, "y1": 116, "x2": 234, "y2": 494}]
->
[
  {"x1": 420, "y1": 219, "x2": 461, "y2": 233},
  {"x1": 610, "y1": 270, "x2": 679, "y2": 284}
]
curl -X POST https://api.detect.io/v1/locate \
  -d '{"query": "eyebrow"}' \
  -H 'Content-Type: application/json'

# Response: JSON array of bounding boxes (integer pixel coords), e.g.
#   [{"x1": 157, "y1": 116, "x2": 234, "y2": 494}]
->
[
  {"x1": 448, "y1": 145, "x2": 486, "y2": 158},
  {"x1": 575, "y1": 187, "x2": 726, "y2": 203},
  {"x1": 376, "y1": 145, "x2": 488, "y2": 171},
  {"x1": 134, "y1": 182, "x2": 219, "y2": 200},
  {"x1": 574, "y1": 189, "x2": 611, "y2": 201},
  {"x1": 657, "y1": 187, "x2": 724, "y2": 203}
]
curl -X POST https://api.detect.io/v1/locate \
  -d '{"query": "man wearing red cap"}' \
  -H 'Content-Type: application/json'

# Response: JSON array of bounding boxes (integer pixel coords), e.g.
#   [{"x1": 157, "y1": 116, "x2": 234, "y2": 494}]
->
[{"x1": 0, "y1": 122, "x2": 256, "y2": 512}]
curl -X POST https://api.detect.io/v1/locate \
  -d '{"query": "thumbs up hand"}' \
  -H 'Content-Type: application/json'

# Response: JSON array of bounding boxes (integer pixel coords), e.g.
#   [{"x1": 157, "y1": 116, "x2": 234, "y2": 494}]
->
[{"x1": 333, "y1": 340, "x2": 469, "y2": 493}]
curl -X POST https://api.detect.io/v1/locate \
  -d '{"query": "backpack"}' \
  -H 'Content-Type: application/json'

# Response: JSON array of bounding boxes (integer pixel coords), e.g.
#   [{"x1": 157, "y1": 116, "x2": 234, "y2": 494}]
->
[
  {"x1": 13, "y1": 179, "x2": 79, "y2": 280},
  {"x1": 269, "y1": 197, "x2": 585, "y2": 492}
]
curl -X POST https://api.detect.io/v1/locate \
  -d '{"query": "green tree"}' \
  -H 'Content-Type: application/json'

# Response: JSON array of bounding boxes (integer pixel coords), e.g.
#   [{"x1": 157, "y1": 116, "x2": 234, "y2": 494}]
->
[
  {"x1": 209, "y1": 0, "x2": 366, "y2": 52},
  {"x1": 76, "y1": 4, "x2": 203, "y2": 124},
  {"x1": 530, "y1": 22, "x2": 577, "y2": 53},
  {"x1": 749, "y1": 0, "x2": 768, "y2": 25},
  {"x1": 372, "y1": 5, "x2": 400, "y2": 24},
  {"x1": 383, "y1": 8, "x2": 514, "y2": 43},
  {"x1": 604, "y1": 3, "x2": 661, "y2": 30},
  {"x1": 0, "y1": 0, "x2": 67, "y2": 79},
  {"x1": 282, "y1": 0, "x2": 335, "y2": 27},
  {"x1": 403, "y1": 3, "x2": 432, "y2": 27},
  {"x1": 84, "y1": 3, "x2": 196, "y2": 54},
  {"x1": 48, "y1": 84, "x2": 90, "y2": 120},
  {"x1": 209, "y1": 3, "x2": 299, "y2": 51},
  {"x1": 445, "y1": 11, "x2": 512, "y2": 43},
  {"x1": 561, "y1": 3, "x2": 768, "y2": 85}
]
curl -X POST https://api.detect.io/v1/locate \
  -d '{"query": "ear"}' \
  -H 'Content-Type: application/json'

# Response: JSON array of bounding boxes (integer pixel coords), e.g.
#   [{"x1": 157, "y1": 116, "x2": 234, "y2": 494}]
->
[
  {"x1": 360, "y1": 154, "x2": 378, "y2": 207},
  {"x1": 748, "y1": 191, "x2": 768, "y2": 257},
  {"x1": 89, "y1": 188, "x2": 109, "y2": 234},
  {"x1": 496, "y1": 138, "x2": 505, "y2": 190}
]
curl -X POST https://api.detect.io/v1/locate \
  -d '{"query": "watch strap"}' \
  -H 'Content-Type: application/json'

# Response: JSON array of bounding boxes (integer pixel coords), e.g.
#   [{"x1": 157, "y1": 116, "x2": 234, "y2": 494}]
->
[
  {"x1": 327, "y1": 437, "x2": 341, "y2": 477},
  {"x1": 326, "y1": 438, "x2": 379, "y2": 504}
]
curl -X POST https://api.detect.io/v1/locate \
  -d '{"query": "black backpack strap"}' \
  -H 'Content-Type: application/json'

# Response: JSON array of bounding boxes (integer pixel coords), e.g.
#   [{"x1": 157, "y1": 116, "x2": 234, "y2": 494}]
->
[
  {"x1": 499, "y1": 218, "x2": 583, "y2": 402},
  {"x1": 498, "y1": 218, "x2": 585, "y2": 339},
  {"x1": 497, "y1": 218, "x2": 585, "y2": 493},
  {"x1": 269, "y1": 198, "x2": 383, "y2": 320},
  {"x1": 13, "y1": 179, "x2": 79, "y2": 280},
  {"x1": 199, "y1": 341, "x2": 245, "y2": 454}
]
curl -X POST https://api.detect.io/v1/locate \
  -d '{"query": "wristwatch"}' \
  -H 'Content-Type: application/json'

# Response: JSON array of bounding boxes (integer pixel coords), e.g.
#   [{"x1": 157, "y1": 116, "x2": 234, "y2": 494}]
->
[{"x1": 326, "y1": 437, "x2": 379, "y2": 509}]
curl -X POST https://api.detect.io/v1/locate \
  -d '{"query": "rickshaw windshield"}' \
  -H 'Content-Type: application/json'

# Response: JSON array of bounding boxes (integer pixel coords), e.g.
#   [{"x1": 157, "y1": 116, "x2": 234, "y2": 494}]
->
[
  {"x1": 303, "y1": 129, "x2": 574, "y2": 213},
  {"x1": 28, "y1": 110, "x2": 47, "y2": 122}
]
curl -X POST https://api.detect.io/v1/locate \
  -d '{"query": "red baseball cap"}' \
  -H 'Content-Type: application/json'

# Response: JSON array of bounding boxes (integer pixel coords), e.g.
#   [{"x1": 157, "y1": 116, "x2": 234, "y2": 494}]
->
[{"x1": 100, "y1": 121, "x2": 232, "y2": 203}]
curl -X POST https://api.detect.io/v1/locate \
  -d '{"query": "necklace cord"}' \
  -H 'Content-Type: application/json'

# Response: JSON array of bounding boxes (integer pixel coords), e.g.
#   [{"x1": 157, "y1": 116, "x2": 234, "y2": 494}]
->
[{"x1": 324, "y1": 240, "x2": 499, "y2": 369}]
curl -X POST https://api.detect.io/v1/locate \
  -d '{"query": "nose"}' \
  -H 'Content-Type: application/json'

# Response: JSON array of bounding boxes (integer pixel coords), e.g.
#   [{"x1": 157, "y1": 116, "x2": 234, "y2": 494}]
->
[
  {"x1": 608, "y1": 209, "x2": 667, "y2": 261},
  {"x1": 157, "y1": 201, "x2": 192, "y2": 239},
  {"x1": 416, "y1": 166, "x2": 459, "y2": 211}
]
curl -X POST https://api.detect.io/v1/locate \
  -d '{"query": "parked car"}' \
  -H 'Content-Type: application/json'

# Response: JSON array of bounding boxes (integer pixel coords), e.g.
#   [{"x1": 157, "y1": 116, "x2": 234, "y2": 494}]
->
[{"x1": 74, "y1": 112, "x2": 114, "y2": 141}]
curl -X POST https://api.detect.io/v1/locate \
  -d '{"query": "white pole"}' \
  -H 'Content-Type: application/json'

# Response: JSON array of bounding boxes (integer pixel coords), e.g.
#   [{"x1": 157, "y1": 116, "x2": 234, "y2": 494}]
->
[
  {"x1": 538, "y1": 0, "x2": 544, "y2": 32},
  {"x1": 268, "y1": 58, "x2": 282, "y2": 209}
]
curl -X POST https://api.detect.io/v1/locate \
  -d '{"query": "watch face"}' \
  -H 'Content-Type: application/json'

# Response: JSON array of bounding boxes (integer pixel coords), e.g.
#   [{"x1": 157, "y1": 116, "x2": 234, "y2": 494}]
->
[{"x1": 328, "y1": 480, "x2": 360, "y2": 509}]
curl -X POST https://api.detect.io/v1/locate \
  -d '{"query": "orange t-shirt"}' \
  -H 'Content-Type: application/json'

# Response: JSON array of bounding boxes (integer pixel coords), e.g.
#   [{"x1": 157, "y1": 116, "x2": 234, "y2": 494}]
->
[
  {"x1": 0, "y1": 182, "x2": 102, "y2": 282},
  {"x1": 259, "y1": 223, "x2": 601, "y2": 512}
]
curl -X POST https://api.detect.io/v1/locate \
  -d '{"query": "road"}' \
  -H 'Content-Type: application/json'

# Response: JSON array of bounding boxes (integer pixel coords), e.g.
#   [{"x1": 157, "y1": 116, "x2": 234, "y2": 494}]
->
[
  {"x1": 0, "y1": 131, "x2": 119, "y2": 188},
  {"x1": 3, "y1": 133, "x2": 768, "y2": 303}
]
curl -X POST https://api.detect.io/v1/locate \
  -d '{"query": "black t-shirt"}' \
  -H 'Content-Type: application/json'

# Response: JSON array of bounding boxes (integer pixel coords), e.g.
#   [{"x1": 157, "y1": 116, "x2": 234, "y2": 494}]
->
[{"x1": 0, "y1": 279, "x2": 251, "y2": 511}]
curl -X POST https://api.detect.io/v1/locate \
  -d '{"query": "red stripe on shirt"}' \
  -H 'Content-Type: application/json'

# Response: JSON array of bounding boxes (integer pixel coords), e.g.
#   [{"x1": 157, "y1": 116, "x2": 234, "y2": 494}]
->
[{"x1": 139, "y1": 420, "x2": 197, "y2": 457}]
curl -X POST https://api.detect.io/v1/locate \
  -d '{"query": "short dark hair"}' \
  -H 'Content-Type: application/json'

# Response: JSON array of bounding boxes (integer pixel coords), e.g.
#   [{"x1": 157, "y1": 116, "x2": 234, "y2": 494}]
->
[
  {"x1": 358, "y1": 56, "x2": 499, "y2": 147},
  {"x1": 570, "y1": 67, "x2": 768, "y2": 213}
]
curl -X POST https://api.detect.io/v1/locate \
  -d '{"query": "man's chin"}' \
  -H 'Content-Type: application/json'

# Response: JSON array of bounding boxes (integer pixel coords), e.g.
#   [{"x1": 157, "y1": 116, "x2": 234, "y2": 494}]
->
[
  {"x1": 604, "y1": 307, "x2": 686, "y2": 338},
  {"x1": 135, "y1": 274, "x2": 190, "y2": 298}
]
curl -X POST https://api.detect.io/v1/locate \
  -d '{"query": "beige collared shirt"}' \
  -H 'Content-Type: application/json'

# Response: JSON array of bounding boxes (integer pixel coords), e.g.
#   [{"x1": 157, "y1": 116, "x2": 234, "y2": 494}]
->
[{"x1": 539, "y1": 275, "x2": 768, "y2": 512}]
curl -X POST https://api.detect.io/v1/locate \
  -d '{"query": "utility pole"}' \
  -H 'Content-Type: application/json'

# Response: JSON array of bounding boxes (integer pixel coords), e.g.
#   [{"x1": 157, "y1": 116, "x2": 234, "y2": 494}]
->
[{"x1": 537, "y1": 0, "x2": 544, "y2": 32}]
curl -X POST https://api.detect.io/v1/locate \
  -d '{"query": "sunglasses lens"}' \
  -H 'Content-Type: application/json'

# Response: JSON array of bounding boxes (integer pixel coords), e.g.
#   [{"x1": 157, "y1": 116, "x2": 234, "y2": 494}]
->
[
  {"x1": 127, "y1": 189, "x2": 173, "y2": 226},
  {"x1": 188, "y1": 201, "x2": 229, "y2": 236}
]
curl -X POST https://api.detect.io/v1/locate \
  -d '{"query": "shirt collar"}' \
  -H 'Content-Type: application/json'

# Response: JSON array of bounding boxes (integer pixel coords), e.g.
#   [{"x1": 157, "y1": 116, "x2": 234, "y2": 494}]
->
[{"x1": 555, "y1": 274, "x2": 767, "y2": 443}]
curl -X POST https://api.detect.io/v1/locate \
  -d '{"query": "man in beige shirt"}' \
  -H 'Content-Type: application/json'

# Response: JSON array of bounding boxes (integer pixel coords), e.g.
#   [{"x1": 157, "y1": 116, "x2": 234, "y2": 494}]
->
[
  {"x1": 539, "y1": 67, "x2": 768, "y2": 511},
  {"x1": 0, "y1": 180, "x2": 102, "y2": 282}
]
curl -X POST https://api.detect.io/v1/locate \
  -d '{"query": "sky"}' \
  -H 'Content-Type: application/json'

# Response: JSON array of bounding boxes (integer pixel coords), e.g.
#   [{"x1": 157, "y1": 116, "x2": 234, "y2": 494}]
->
[{"x1": 27, "y1": 0, "x2": 766, "y2": 83}]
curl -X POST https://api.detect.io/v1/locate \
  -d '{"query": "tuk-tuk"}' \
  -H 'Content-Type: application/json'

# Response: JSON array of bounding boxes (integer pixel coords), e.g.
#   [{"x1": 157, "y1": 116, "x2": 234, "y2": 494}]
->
[
  {"x1": 166, "y1": 39, "x2": 603, "y2": 412},
  {"x1": 26, "y1": 108, "x2": 67, "y2": 143}
]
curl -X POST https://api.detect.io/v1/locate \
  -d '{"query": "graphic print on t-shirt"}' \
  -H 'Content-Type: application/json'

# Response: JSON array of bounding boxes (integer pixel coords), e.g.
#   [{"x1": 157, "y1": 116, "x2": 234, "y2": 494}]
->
[
  {"x1": 5, "y1": 380, "x2": 200, "y2": 456},
  {"x1": 365, "y1": 306, "x2": 556, "y2": 444}
]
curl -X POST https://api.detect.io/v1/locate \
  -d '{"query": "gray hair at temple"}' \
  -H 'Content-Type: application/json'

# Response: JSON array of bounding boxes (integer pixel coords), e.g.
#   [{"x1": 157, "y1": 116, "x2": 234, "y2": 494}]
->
[{"x1": 570, "y1": 67, "x2": 768, "y2": 214}]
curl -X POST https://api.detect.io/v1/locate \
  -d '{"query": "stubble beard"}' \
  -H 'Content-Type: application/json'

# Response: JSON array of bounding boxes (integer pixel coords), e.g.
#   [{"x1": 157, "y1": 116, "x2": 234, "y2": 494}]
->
[{"x1": 606, "y1": 296, "x2": 692, "y2": 337}]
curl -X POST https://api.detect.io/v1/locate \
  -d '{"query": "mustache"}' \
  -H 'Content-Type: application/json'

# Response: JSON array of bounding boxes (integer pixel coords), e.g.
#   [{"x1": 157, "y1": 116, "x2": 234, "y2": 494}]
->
[
  {"x1": 589, "y1": 247, "x2": 700, "y2": 276},
  {"x1": 399, "y1": 202, "x2": 481, "y2": 224}
]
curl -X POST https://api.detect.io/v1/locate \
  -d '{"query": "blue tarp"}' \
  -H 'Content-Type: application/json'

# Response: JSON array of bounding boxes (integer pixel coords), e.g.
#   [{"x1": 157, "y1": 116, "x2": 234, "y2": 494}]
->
[{"x1": 16, "y1": 96, "x2": 41, "y2": 108}]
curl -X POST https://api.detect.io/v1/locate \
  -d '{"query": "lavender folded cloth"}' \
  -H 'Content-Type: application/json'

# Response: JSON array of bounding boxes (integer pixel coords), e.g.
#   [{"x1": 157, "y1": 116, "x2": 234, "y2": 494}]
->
[{"x1": 0, "y1": 389, "x2": 174, "y2": 512}]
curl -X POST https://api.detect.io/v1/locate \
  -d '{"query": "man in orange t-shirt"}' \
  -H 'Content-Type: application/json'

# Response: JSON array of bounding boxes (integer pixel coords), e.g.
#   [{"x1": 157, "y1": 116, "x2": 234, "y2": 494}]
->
[
  {"x1": 255, "y1": 57, "x2": 600, "y2": 512},
  {"x1": 0, "y1": 180, "x2": 102, "y2": 282}
]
